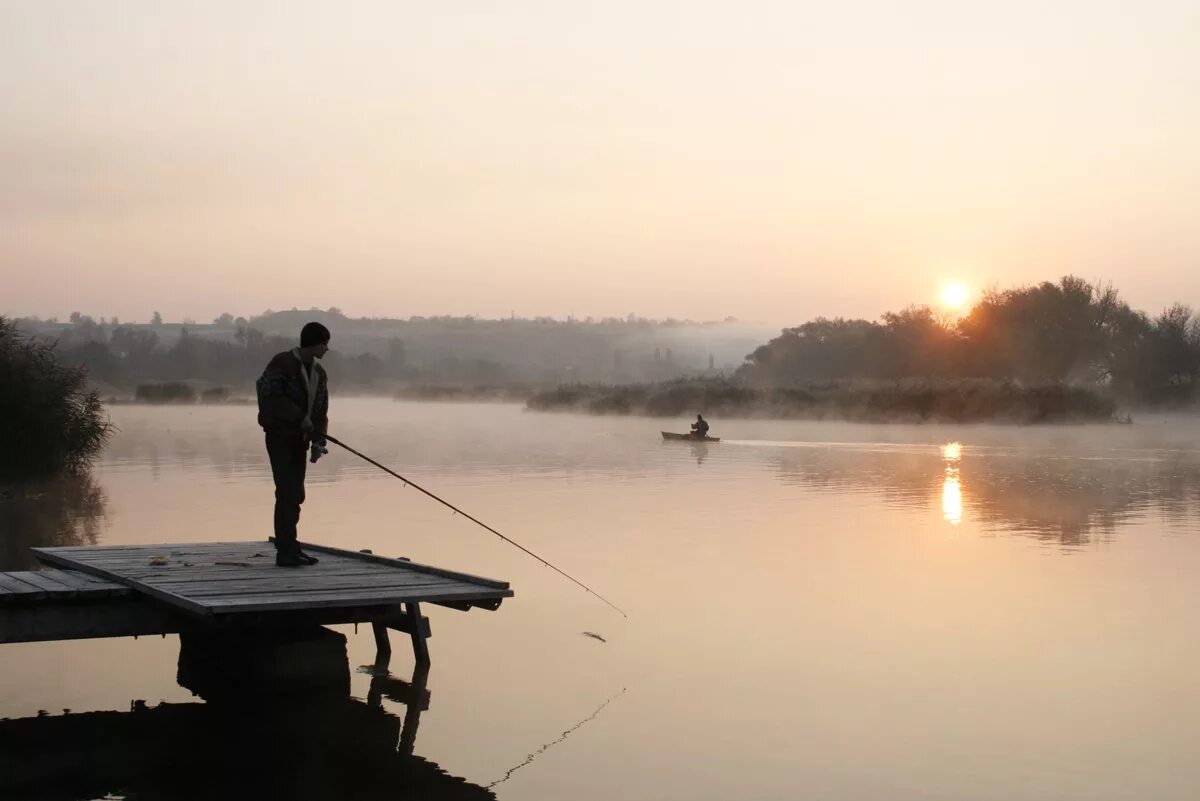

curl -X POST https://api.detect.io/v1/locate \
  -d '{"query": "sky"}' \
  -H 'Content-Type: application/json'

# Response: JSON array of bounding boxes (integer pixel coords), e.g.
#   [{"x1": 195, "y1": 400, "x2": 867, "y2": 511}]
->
[{"x1": 2, "y1": 1, "x2": 1197, "y2": 326}]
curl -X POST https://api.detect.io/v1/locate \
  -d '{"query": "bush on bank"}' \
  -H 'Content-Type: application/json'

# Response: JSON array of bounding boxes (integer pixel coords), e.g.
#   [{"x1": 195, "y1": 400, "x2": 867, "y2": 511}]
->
[{"x1": 0, "y1": 318, "x2": 113, "y2": 480}]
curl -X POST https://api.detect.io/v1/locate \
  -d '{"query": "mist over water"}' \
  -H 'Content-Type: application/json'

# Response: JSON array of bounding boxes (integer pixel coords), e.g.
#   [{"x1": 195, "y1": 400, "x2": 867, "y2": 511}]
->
[{"x1": 4, "y1": 399, "x2": 1200, "y2": 800}]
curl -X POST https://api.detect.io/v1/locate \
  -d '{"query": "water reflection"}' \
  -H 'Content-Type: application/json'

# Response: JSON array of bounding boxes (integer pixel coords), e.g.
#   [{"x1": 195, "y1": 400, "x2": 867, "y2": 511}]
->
[
  {"x1": 776, "y1": 441, "x2": 1200, "y2": 547},
  {"x1": 940, "y1": 441, "x2": 962, "y2": 462},
  {"x1": 940, "y1": 441, "x2": 964, "y2": 526},
  {"x1": 941, "y1": 472, "x2": 963, "y2": 527},
  {"x1": 0, "y1": 627, "x2": 491, "y2": 801},
  {"x1": 0, "y1": 472, "x2": 107, "y2": 570}
]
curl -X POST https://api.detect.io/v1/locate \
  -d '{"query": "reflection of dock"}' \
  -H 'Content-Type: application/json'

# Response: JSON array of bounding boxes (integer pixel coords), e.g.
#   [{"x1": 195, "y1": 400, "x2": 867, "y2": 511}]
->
[
  {"x1": 0, "y1": 626, "x2": 495, "y2": 801},
  {"x1": 0, "y1": 540, "x2": 512, "y2": 665}
]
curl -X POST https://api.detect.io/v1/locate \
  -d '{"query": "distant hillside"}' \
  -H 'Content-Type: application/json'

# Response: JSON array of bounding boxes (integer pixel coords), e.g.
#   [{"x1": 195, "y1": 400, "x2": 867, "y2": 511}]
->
[{"x1": 12, "y1": 310, "x2": 776, "y2": 389}]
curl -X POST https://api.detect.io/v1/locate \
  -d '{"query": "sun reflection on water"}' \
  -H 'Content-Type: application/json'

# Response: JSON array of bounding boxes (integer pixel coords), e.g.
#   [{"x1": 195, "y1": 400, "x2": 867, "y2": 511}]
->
[{"x1": 941, "y1": 442, "x2": 963, "y2": 525}]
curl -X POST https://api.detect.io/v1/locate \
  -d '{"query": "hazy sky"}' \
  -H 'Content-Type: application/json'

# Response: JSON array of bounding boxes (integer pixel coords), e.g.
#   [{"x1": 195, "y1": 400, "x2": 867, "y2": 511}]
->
[{"x1": 2, "y1": 1, "x2": 1197, "y2": 325}]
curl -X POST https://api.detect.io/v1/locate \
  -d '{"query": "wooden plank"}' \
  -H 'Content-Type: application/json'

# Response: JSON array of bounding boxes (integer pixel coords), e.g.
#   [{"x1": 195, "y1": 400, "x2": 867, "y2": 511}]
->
[
  {"x1": 32, "y1": 550, "x2": 215, "y2": 617},
  {"x1": 203, "y1": 585, "x2": 506, "y2": 605},
  {"x1": 45, "y1": 541, "x2": 267, "y2": 553},
  {"x1": 111, "y1": 564, "x2": 401, "y2": 579},
  {"x1": 154, "y1": 580, "x2": 454, "y2": 600},
  {"x1": 203, "y1": 585, "x2": 509, "y2": 614},
  {"x1": 62, "y1": 545, "x2": 274, "y2": 557},
  {"x1": 140, "y1": 569, "x2": 404, "y2": 584},
  {"x1": 0, "y1": 574, "x2": 48, "y2": 600},
  {"x1": 293, "y1": 541, "x2": 511, "y2": 589},
  {"x1": 89, "y1": 572, "x2": 412, "y2": 589},
  {"x1": 0, "y1": 599, "x2": 184, "y2": 644},
  {"x1": 37, "y1": 570, "x2": 128, "y2": 594},
  {"x1": 151, "y1": 575, "x2": 454, "y2": 594},
  {"x1": 169, "y1": 581, "x2": 459, "y2": 600},
  {"x1": 50, "y1": 555, "x2": 275, "y2": 568},
  {"x1": 12, "y1": 571, "x2": 84, "y2": 595},
  {"x1": 44, "y1": 559, "x2": 413, "y2": 574}
]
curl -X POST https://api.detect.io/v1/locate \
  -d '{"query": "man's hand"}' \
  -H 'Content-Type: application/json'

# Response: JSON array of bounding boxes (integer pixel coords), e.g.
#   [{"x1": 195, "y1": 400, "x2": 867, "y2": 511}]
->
[{"x1": 300, "y1": 417, "x2": 315, "y2": 433}]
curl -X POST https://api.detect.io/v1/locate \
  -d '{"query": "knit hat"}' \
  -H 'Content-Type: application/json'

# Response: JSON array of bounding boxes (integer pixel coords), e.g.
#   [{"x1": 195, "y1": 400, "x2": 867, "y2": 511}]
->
[{"x1": 300, "y1": 321, "x2": 331, "y2": 348}]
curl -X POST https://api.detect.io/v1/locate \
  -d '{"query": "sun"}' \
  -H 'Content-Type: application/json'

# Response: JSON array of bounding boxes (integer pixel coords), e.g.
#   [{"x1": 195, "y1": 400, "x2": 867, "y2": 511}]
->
[{"x1": 939, "y1": 282, "x2": 970, "y2": 311}]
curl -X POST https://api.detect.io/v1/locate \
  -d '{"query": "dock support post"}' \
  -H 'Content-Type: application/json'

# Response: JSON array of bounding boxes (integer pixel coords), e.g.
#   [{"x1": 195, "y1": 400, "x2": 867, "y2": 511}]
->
[
  {"x1": 405, "y1": 602, "x2": 430, "y2": 665},
  {"x1": 372, "y1": 622, "x2": 392, "y2": 660}
]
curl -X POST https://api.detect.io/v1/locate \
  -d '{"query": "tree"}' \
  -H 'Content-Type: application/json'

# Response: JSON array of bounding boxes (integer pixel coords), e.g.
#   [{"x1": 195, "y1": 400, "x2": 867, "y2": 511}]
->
[
  {"x1": 214, "y1": 312, "x2": 235, "y2": 327},
  {"x1": 0, "y1": 318, "x2": 112, "y2": 479},
  {"x1": 386, "y1": 338, "x2": 407, "y2": 375},
  {"x1": 151, "y1": 311, "x2": 163, "y2": 325},
  {"x1": 1148, "y1": 304, "x2": 1200, "y2": 393},
  {"x1": 739, "y1": 317, "x2": 885, "y2": 384},
  {"x1": 110, "y1": 326, "x2": 160, "y2": 366}
]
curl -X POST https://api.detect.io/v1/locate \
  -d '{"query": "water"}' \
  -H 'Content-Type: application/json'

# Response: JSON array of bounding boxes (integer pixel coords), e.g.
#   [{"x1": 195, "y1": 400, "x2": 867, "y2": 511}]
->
[{"x1": 3, "y1": 400, "x2": 1200, "y2": 800}]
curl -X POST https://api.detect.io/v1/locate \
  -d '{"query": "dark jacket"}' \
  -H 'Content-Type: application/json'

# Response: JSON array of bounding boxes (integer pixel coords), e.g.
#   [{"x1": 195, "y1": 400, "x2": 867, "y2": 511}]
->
[{"x1": 256, "y1": 350, "x2": 329, "y2": 437}]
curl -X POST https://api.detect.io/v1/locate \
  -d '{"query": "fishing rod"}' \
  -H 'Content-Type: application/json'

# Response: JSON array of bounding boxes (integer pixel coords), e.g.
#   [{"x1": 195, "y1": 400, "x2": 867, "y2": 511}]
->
[{"x1": 324, "y1": 434, "x2": 628, "y2": 618}]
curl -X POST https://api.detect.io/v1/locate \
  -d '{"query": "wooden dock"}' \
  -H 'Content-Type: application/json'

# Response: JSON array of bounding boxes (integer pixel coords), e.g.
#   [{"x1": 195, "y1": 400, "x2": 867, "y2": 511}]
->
[{"x1": 0, "y1": 540, "x2": 513, "y2": 664}]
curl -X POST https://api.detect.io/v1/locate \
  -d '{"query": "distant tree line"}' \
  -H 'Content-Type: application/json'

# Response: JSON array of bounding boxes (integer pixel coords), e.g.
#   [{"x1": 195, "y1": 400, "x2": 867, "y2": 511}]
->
[
  {"x1": 13, "y1": 309, "x2": 759, "y2": 390},
  {"x1": 15, "y1": 322, "x2": 408, "y2": 392},
  {"x1": 17, "y1": 278, "x2": 1195, "y2": 405},
  {"x1": 738, "y1": 276, "x2": 1200, "y2": 405}
]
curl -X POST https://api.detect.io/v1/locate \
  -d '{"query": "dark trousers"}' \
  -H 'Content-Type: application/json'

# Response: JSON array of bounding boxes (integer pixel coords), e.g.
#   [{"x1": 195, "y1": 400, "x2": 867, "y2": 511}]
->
[{"x1": 265, "y1": 433, "x2": 307, "y2": 553}]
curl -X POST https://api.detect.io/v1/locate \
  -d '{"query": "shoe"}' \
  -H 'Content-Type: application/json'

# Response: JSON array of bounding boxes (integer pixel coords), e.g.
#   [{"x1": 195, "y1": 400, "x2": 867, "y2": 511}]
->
[
  {"x1": 297, "y1": 550, "x2": 320, "y2": 565},
  {"x1": 276, "y1": 551, "x2": 307, "y2": 567}
]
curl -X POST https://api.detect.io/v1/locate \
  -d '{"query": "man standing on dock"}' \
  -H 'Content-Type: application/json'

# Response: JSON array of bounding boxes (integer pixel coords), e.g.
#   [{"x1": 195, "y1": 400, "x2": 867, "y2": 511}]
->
[{"x1": 256, "y1": 322, "x2": 331, "y2": 567}]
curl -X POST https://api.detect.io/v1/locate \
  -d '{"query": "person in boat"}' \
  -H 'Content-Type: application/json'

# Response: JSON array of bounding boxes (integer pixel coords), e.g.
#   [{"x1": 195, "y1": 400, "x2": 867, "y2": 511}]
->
[
  {"x1": 691, "y1": 414, "x2": 710, "y2": 439},
  {"x1": 256, "y1": 322, "x2": 331, "y2": 567}
]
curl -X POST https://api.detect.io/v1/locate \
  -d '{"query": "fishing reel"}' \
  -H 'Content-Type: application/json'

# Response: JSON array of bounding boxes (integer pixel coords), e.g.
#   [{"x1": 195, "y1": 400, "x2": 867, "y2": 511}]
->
[{"x1": 309, "y1": 439, "x2": 328, "y2": 463}]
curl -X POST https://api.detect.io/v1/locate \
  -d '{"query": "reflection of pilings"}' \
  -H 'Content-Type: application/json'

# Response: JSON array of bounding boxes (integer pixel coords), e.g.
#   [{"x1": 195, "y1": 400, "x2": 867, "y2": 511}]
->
[
  {"x1": 400, "y1": 666, "x2": 429, "y2": 758},
  {"x1": 0, "y1": 629, "x2": 494, "y2": 801},
  {"x1": 360, "y1": 657, "x2": 431, "y2": 758},
  {"x1": 0, "y1": 699, "x2": 493, "y2": 801}
]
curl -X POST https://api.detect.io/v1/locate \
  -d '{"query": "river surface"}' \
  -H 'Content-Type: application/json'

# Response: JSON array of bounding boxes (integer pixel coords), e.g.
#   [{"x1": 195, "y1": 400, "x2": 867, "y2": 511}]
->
[{"x1": 3, "y1": 400, "x2": 1200, "y2": 800}]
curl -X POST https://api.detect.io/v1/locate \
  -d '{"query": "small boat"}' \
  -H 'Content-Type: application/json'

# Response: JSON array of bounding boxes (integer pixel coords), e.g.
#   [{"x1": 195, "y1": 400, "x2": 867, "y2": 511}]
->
[{"x1": 661, "y1": 432, "x2": 720, "y2": 442}]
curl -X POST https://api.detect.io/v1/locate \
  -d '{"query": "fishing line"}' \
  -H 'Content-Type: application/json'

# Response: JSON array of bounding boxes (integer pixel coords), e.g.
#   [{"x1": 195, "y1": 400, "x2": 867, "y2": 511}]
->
[
  {"x1": 487, "y1": 687, "x2": 628, "y2": 789},
  {"x1": 324, "y1": 434, "x2": 628, "y2": 618}
]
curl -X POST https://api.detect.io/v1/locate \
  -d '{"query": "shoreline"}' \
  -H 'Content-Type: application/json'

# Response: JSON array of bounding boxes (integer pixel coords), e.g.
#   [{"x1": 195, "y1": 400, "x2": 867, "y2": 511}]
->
[
  {"x1": 92, "y1": 382, "x2": 1198, "y2": 425},
  {"x1": 525, "y1": 380, "x2": 1128, "y2": 425}
]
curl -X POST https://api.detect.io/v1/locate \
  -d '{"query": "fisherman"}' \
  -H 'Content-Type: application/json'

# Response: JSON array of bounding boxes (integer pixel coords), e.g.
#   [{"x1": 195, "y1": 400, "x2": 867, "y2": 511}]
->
[
  {"x1": 691, "y1": 414, "x2": 710, "y2": 439},
  {"x1": 256, "y1": 322, "x2": 330, "y2": 567}
]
